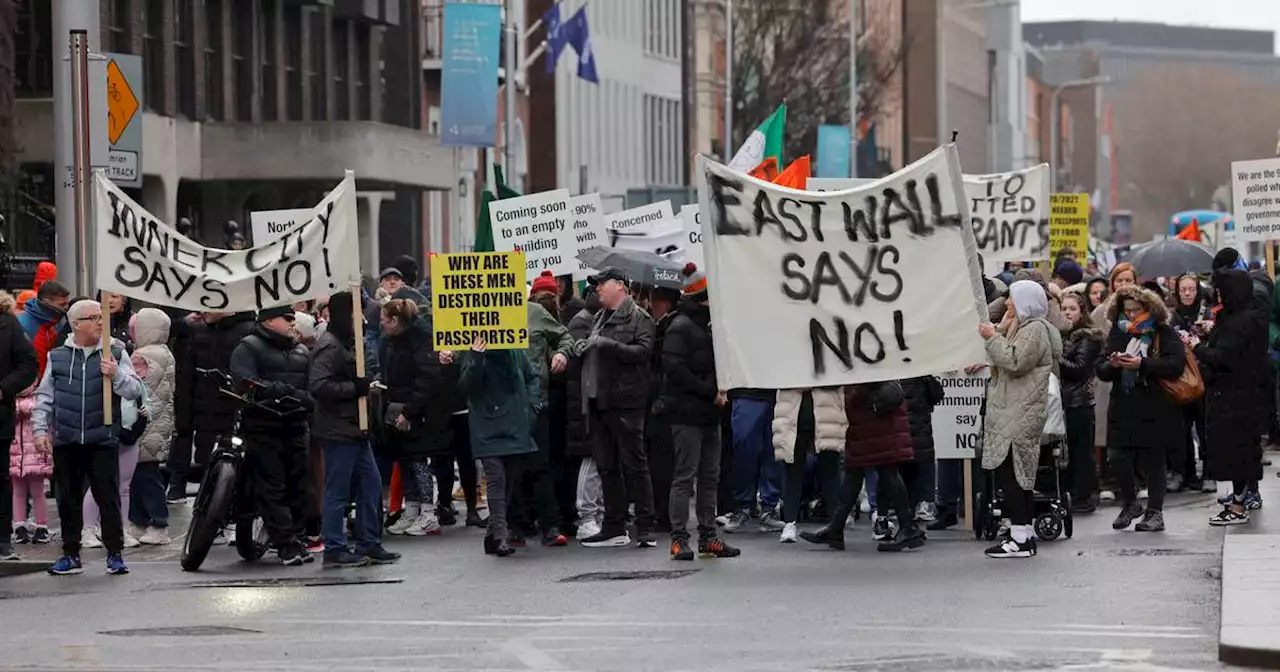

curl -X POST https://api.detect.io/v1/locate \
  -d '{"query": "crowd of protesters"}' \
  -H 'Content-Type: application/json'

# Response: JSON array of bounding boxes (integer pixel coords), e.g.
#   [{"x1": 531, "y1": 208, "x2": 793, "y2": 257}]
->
[{"x1": 2, "y1": 238, "x2": 1277, "y2": 572}]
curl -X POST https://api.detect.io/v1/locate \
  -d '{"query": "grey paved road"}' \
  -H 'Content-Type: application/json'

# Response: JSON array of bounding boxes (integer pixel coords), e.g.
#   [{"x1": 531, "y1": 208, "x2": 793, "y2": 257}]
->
[{"x1": 0, "y1": 488, "x2": 1240, "y2": 672}]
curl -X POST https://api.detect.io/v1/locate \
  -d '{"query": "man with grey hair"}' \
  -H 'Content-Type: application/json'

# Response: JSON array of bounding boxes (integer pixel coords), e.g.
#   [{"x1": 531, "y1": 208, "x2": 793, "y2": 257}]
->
[{"x1": 33, "y1": 299, "x2": 143, "y2": 576}]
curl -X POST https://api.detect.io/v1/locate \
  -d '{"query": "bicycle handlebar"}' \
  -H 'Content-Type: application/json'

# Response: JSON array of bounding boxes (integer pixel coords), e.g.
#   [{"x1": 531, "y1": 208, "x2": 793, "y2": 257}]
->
[{"x1": 196, "y1": 368, "x2": 303, "y2": 417}]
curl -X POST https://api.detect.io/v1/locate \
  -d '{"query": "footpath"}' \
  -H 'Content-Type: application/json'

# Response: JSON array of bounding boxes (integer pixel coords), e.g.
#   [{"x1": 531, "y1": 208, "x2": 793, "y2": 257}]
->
[{"x1": 1220, "y1": 449, "x2": 1280, "y2": 668}]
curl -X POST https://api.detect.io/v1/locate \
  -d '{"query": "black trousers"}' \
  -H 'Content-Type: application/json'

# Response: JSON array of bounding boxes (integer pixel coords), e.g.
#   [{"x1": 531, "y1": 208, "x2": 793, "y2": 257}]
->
[
  {"x1": 1181, "y1": 400, "x2": 1208, "y2": 481},
  {"x1": 431, "y1": 414, "x2": 479, "y2": 512},
  {"x1": 547, "y1": 385, "x2": 580, "y2": 529},
  {"x1": 53, "y1": 444, "x2": 124, "y2": 555},
  {"x1": 994, "y1": 453, "x2": 1034, "y2": 526},
  {"x1": 508, "y1": 408, "x2": 562, "y2": 534},
  {"x1": 830, "y1": 464, "x2": 913, "y2": 533},
  {"x1": 1111, "y1": 446, "x2": 1166, "y2": 511},
  {"x1": 781, "y1": 428, "x2": 841, "y2": 523},
  {"x1": 647, "y1": 411, "x2": 675, "y2": 531},
  {"x1": 590, "y1": 403, "x2": 655, "y2": 535},
  {"x1": 246, "y1": 431, "x2": 309, "y2": 547},
  {"x1": 1064, "y1": 406, "x2": 1098, "y2": 503},
  {"x1": 168, "y1": 430, "x2": 217, "y2": 497},
  {"x1": 0, "y1": 457, "x2": 10, "y2": 539}
]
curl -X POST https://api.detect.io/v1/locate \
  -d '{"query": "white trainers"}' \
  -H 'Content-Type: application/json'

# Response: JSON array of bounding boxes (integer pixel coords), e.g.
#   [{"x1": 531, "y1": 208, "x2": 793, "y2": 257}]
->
[
  {"x1": 123, "y1": 532, "x2": 141, "y2": 549},
  {"x1": 576, "y1": 518, "x2": 602, "y2": 540},
  {"x1": 139, "y1": 527, "x2": 171, "y2": 545},
  {"x1": 127, "y1": 523, "x2": 148, "y2": 540},
  {"x1": 405, "y1": 512, "x2": 442, "y2": 536},
  {"x1": 721, "y1": 510, "x2": 751, "y2": 533},
  {"x1": 387, "y1": 508, "x2": 420, "y2": 535},
  {"x1": 779, "y1": 521, "x2": 798, "y2": 543},
  {"x1": 82, "y1": 527, "x2": 103, "y2": 549},
  {"x1": 1138, "y1": 488, "x2": 1149, "y2": 501},
  {"x1": 1099, "y1": 490, "x2": 1116, "y2": 503},
  {"x1": 915, "y1": 501, "x2": 938, "y2": 523},
  {"x1": 758, "y1": 511, "x2": 785, "y2": 532},
  {"x1": 858, "y1": 491, "x2": 871, "y2": 515}
]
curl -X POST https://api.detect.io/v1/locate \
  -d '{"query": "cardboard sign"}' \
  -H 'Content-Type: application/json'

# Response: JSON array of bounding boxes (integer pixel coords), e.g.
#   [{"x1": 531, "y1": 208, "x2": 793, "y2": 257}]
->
[
  {"x1": 430, "y1": 251, "x2": 529, "y2": 350},
  {"x1": 1049, "y1": 193, "x2": 1090, "y2": 261},
  {"x1": 932, "y1": 370, "x2": 989, "y2": 460},
  {"x1": 681, "y1": 204, "x2": 704, "y2": 268},
  {"x1": 966, "y1": 165, "x2": 1051, "y2": 275},
  {"x1": 489, "y1": 189, "x2": 576, "y2": 281},
  {"x1": 570, "y1": 194, "x2": 607, "y2": 280},
  {"x1": 1231, "y1": 157, "x2": 1280, "y2": 242},
  {"x1": 95, "y1": 173, "x2": 359, "y2": 312},
  {"x1": 696, "y1": 145, "x2": 989, "y2": 389}
]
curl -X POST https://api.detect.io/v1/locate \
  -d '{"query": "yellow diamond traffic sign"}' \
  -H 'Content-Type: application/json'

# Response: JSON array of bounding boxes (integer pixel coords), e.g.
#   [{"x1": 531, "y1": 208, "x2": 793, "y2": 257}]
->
[{"x1": 106, "y1": 59, "x2": 138, "y2": 145}]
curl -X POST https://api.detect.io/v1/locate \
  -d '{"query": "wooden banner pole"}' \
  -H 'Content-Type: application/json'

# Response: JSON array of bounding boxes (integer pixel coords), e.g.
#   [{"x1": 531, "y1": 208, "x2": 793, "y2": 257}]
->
[
  {"x1": 100, "y1": 292, "x2": 113, "y2": 425},
  {"x1": 1267, "y1": 242, "x2": 1276, "y2": 280},
  {"x1": 962, "y1": 459, "x2": 974, "y2": 533},
  {"x1": 351, "y1": 284, "x2": 368, "y2": 431}
]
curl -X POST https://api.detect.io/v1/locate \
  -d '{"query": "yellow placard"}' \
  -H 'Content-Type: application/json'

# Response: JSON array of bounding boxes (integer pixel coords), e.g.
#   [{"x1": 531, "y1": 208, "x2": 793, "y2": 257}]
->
[
  {"x1": 1049, "y1": 193, "x2": 1090, "y2": 261},
  {"x1": 430, "y1": 251, "x2": 529, "y2": 351}
]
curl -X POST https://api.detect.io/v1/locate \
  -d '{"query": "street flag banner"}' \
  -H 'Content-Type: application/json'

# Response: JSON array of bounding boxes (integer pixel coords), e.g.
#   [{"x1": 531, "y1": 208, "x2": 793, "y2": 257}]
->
[
  {"x1": 932, "y1": 370, "x2": 990, "y2": 460},
  {"x1": 488, "y1": 188, "x2": 577, "y2": 281},
  {"x1": 696, "y1": 144, "x2": 989, "y2": 389},
  {"x1": 728, "y1": 104, "x2": 787, "y2": 172},
  {"x1": 966, "y1": 164, "x2": 1050, "y2": 274},
  {"x1": 430, "y1": 251, "x2": 529, "y2": 350},
  {"x1": 440, "y1": 2, "x2": 502, "y2": 147},
  {"x1": 1049, "y1": 193, "x2": 1090, "y2": 261},
  {"x1": 94, "y1": 172, "x2": 359, "y2": 313},
  {"x1": 571, "y1": 193, "x2": 607, "y2": 280},
  {"x1": 680, "y1": 205, "x2": 704, "y2": 268},
  {"x1": 1231, "y1": 157, "x2": 1280, "y2": 242}
]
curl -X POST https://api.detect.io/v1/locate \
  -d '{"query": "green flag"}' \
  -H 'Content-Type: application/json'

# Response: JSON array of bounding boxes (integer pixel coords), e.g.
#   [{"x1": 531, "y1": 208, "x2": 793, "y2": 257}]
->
[
  {"x1": 728, "y1": 103, "x2": 787, "y2": 171},
  {"x1": 473, "y1": 165, "x2": 523, "y2": 253}
]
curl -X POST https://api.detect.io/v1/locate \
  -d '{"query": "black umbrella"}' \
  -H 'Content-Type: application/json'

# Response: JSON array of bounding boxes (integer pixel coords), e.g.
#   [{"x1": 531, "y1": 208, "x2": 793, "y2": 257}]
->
[
  {"x1": 575, "y1": 246, "x2": 685, "y2": 289},
  {"x1": 1127, "y1": 238, "x2": 1216, "y2": 278}
]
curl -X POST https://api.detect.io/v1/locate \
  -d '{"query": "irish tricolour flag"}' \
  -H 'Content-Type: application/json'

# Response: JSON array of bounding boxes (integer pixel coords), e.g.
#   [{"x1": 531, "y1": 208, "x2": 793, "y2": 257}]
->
[{"x1": 728, "y1": 104, "x2": 787, "y2": 172}]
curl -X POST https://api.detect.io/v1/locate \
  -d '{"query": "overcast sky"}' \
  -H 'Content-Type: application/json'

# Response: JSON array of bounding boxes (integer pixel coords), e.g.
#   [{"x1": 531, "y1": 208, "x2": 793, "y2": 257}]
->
[{"x1": 1020, "y1": 0, "x2": 1280, "y2": 53}]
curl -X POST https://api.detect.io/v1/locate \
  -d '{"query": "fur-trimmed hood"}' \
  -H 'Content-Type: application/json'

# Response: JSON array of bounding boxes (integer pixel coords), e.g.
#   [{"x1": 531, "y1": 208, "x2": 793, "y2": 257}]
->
[
  {"x1": 1105, "y1": 285, "x2": 1170, "y2": 326},
  {"x1": 1066, "y1": 324, "x2": 1105, "y2": 344}
]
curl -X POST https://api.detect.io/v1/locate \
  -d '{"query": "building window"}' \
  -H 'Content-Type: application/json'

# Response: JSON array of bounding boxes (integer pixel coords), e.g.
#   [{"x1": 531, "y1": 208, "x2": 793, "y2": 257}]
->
[
  {"x1": 233, "y1": 0, "x2": 254, "y2": 120},
  {"x1": 332, "y1": 20, "x2": 349, "y2": 120},
  {"x1": 260, "y1": 0, "x2": 278, "y2": 121},
  {"x1": 205, "y1": 0, "x2": 224, "y2": 120},
  {"x1": 307, "y1": 10, "x2": 327, "y2": 120},
  {"x1": 175, "y1": 0, "x2": 195, "y2": 118},
  {"x1": 108, "y1": 0, "x2": 131, "y2": 54},
  {"x1": 354, "y1": 23, "x2": 370, "y2": 121},
  {"x1": 15, "y1": 0, "x2": 54, "y2": 96},
  {"x1": 285, "y1": 6, "x2": 303, "y2": 121},
  {"x1": 644, "y1": 94, "x2": 681, "y2": 185},
  {"x1": 143, "y1": 0, "x2": 164, "y2": 112}
]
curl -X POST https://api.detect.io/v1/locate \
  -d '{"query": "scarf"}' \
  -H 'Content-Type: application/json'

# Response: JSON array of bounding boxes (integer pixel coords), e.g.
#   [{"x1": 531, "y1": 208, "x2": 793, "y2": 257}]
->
[{"x1": 1117, "y1": 312, "x2": 1155, "y2": 392}]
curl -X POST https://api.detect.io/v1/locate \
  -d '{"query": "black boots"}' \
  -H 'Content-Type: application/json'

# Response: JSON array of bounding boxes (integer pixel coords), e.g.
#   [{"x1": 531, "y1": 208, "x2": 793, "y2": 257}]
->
[
  {"x1": 483, "y1": 535, "x2": 516, "y2": 557},
  {"x1": 799, "y1": 524, "x2": 846, "y2": 551}
]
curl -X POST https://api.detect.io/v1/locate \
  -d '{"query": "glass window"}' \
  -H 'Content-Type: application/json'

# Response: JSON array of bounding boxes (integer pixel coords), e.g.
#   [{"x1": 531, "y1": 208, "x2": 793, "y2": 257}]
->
[
  {"x1": 261, "y1": 0, "x2": 278, "y2": 121},
  {"x1": 307, "y1": 9, "x2": 326, "y2": 120},
  {"x1": 205, "y1": 0, "x2": 224, "y2": 121},
  {"x1": 233, "y1": 0, "x2": 254, "y2": 120},
  {"x1": 354, "y1": 23, "x2": 370, "y2": 120},
  {"x1": 175, "y1": 0, "x2": 195, "y2": 117},
  {"x1": 284, "y1": 6, "x2": 303, "y2": 121},
  {"x1": 332, "y1": 20, "x2": 349, "y2": 120},
  {"x1": 143, "y1": 0, "x2": 164, "y2": 112},
  {"x1": 108, "y1": 0, "x2": 131, "y2": 54}
]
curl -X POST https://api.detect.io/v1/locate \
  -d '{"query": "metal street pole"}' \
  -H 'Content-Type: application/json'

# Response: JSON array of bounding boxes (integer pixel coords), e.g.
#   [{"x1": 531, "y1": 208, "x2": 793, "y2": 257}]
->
[
  {"x1": 848, "y1": 0, "x2": 858, "y2": 178},
  {"x1": 724, "y1": 0, "x2": 734, "y2": 160},
  {"x1": 52, "y1": 0, "x2": 100, "y2": 295},
  {"x1": 1049, "y1": 76, "x2": 1111, "y2": 193},
  {"x1": 70, "y1": 30, "x2": 91, "y2": 297},
  {"x1": 503, "y1": 0, "x2": 518, "y2": 180}
]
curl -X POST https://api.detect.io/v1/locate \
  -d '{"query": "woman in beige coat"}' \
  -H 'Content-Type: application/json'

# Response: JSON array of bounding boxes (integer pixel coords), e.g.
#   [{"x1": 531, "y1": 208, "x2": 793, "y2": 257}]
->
[
  {"x1": 979, "y1": 280, "x2": 1063, "y2": 559},
  {"x1": 773, "y1": 388, "x2": 846, "y2": 543}
]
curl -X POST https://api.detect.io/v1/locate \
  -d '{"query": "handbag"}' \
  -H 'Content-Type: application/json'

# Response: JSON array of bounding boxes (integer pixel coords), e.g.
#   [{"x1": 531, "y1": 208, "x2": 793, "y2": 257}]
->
[
  {"x1": 1155, "y1": 334, "x2": 1205, "y2": 404},
  {"x1": 1041, "y1": 372, "x2": 1066, "y2": 442}
]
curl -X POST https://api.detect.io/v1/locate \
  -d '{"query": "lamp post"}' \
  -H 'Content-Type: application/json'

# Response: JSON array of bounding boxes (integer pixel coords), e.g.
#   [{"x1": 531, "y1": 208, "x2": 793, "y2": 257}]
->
[{"x1": 1049, "y1": 76, "x2": 1111, "y2": 192}]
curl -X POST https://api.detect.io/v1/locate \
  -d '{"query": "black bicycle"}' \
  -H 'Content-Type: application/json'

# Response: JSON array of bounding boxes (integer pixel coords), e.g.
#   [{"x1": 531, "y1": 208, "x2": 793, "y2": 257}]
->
[{"x1": 180, "y1": 369, "x2": 303, "y2": 572}]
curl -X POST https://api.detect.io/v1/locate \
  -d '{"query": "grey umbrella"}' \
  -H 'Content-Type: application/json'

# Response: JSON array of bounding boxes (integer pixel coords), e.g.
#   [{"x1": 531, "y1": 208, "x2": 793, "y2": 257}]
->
[
  {"x1": 575, "y1": 246, "x2": 685, "y2": 289},
  {"x1": 1127, "y1": 238, "x2": 1216, "y2": 278}
]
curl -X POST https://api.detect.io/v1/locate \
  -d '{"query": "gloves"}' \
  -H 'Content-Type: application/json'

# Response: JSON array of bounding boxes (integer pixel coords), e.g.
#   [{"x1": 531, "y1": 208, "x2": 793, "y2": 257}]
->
[
  {"x1": 263, "y1": 382, "x2": 293, "y2": 399},
  {"x1": 352, "y1": 377, "x2": 371, "y2": 397}
]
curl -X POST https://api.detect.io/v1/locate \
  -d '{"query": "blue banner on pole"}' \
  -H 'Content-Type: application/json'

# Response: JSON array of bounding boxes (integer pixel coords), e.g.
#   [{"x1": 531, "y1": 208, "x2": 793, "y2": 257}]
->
[
  {"x1": 816, "y1": 125, "x2": 851, "y2": 178},
  {"x1": 441, "y1": 2, "x2": 501, "y2": 147}
]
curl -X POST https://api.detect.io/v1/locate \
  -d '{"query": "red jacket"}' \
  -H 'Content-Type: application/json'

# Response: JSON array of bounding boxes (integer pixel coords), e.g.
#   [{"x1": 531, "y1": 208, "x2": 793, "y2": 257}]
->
[{"x1": 844, "y1": 382, "x2": 915, "y2": 468}]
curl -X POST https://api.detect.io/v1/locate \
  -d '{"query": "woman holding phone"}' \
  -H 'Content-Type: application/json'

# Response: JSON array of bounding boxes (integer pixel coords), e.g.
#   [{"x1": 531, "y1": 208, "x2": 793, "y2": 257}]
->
[{"x1": 1096, "y1": 285, "x2": 1187, "y2": 533}]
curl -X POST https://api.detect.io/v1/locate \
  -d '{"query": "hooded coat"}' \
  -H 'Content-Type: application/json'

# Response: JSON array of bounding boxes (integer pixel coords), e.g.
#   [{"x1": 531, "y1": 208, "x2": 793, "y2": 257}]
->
[
  {"x1": 8, "y1": 391, "x2": 45, "y2": 478},
  {"x1": 1096, "y1": 286, "x2": 1187, "y2": 451},
  {"x1": 843, "y1": 382, "x2": 914, "y2": 468},
  {"x1": 982, "y1": 280, "x2": 1063, "y2": 490},
  {"x1": 458, "y1": 350, "x2": 540, "y2": 459},
  {"x1": 1060, "y1": 318, "x2": 1105, "y2": 409},
  {"x1": 564, "y1": 299, "x2": 598, "y2": 457},
  {"x1": 658, "y1": 299, "x2": 718, "y2": 427},
  {"x1": 99, "y1": 292, "x2": 134, "y2": 352},
  {"x1": 378, "y1": 311, "x2": 451, "y2": 457},
  {"x1": 1194, "y1": 270, "x2": 1267, "y2": 483},
  {"x1": 902, "y1": 376, "x2": 945, "y2": 462},
  {"x1": 175, "y1": 312, "x2": 258, "y2": 435},
  {"x1": 18, "y1": 297, "x2": 65, "y2": 377},
  {"x1": 130, "y1": 309, "x2": 176, "y2": 463}
]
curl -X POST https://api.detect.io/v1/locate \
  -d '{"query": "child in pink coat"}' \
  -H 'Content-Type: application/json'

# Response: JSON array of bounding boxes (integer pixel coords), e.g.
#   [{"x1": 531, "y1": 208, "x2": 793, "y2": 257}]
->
[{"x1": 9, "y1": 385, "x2": 50, "y2": 543}]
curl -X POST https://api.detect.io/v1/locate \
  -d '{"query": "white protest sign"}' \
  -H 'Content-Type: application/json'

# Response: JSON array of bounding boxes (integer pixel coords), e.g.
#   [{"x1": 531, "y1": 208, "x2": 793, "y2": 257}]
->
[
  {"x1": 932, "y1": 370, "x2": 990, "y2": 459},
  {"x1": 697, "y1": 145, "x2": 988, "y2": 389},
  {"x1": 95, "y1": 172, "x2": 359, "y2": 312},
  {"x1": 809, "y1": 166, "x2": 1050, "y2": 276},
  {"x1": 570, "y1": 193, "x2": 607, "y2": 280},
  {"x1": 489, "y1": 189, "x2": 576, "y2": 281},
  {"x1": 251, "y1": 208, "x2": 314, "y2": 246},
  {"x1": 1231, "y1": 157, "x2": 1280, "y2": 242},
  {"x1": 606, "y1": 201, "x2": 684, "y2": 258},
  {"x1": 606, "y1": 201, "x2": 675, "y2": 234},
  {"x1": 681, "y1": 205, "x2": 704, "y2": 268}
]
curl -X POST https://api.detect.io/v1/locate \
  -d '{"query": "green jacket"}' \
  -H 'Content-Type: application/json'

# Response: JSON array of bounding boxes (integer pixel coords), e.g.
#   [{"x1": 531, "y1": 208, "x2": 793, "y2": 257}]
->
[
  {"x1": 458, "y1": 350, "x2": 540, "y2": 460},
  {"x1": 526, "y1": 302, "x2": 574, "y2": 403}
]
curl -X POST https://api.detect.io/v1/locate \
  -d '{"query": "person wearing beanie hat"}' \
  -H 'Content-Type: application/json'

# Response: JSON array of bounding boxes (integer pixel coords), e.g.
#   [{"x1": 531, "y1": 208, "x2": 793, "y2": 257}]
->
[
  {"x1": 530, "y1": 270, "x2": 559, "y2": 297},
  {"x1": 660, "y1": 262, "x2": 738, "y2": 559},
  {"x1": 229, "y1": 301, "x2": 316, "y2": 566},
  {"x1": 391, "y1": 255, "x2": 420, "y2": 287},
  {"x1": 1052, "y1": 259, "x2": 1084, "y2": 290}
]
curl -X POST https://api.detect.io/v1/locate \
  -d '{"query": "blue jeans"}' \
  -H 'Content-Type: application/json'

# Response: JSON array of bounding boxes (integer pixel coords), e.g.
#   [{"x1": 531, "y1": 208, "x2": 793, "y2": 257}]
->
[
  {"x1": 322, "y1": 440, "x2": 383, "y2": 554},
  {"x1": 129, "y1": 462, "x2": 169, "y2": 528},
  {"x1": 730, "y1": 398, "x2": 782, "y2": 513}
]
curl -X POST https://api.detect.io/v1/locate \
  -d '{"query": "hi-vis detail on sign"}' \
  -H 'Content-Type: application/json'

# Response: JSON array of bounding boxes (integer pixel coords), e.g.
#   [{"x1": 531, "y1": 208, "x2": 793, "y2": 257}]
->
[
  {"x1": 1049, "y1": 193, "x2": 1090, "y2": 260},
  {"x1": 966, "y1": 164, "x2": 1050, "y2": 274},
  {"x1": 430, "y1": 251, "x2": 529, "y2": 350},
  {"x1": 696, "y1": 145, "x2": 989, "y2": 390},
  {"x1": 95, "y1": 172, "x2": 359, "y2": 313},
  {"x1": 489, "y1": 189, "x2": 576, "y2": 282}
]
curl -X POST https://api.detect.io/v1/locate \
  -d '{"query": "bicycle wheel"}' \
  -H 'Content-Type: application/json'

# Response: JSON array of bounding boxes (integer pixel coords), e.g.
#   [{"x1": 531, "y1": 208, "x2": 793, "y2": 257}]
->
[
  {"x1": 235, "y1": 517, "x2": 270, "y2": 562},
  {"x1": 181, "y1": 460, "x2": 237, "y2": 572}
]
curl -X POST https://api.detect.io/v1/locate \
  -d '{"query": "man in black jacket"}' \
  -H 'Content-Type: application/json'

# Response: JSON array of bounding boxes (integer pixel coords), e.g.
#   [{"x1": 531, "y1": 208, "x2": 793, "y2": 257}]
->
[
  {"x1": 169, "y1": 311, "x2": 257, "y2": 502},
  {"x1": 0, "y1": 298, "x2": 39, "y2": 561},
  {"x1": 662, "y1": 265, "x2": 739, "y2": 561},
  {"x1": 575, "y1": 268, "x2": 657, "y2": 548},
  {"x1": 230, "y1": 306, "x2": 315, "y2": 565},
  {"x1": 310, "y1": 292, "x2": 399, "y2": 568}
]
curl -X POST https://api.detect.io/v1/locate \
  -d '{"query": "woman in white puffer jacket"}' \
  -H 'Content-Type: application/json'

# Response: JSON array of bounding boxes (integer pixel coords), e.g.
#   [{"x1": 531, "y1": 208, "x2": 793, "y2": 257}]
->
[{"x1": 773, "y1": 387, "x2": 846, "y2": 543}]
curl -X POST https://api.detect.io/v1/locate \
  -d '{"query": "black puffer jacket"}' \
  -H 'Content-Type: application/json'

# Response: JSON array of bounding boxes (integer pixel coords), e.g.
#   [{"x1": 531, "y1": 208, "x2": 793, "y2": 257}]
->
[
  {"x1": 902, "y1": 376, "x2": 944, "y2": 461},
  {"x1": 379, "y1": 316, "x2": 451, "y2": 457},
  {"x1": 564, "y1": 305, "x2": 597, "y2": 457},
  {"x1": 308, "y1": 330, "x2": 366, "y2": 442},
  {"x1": 175, "y1": 312, "x2": 257, "y2": 434},
  {"x1": 230, "y1": 325, "x2": 314, "y2": 431},
  {"x1": 659, "y1": 300, "x2": 718, "y2": 427},
  {"x1": 1060, "y1": 324, "x2": 1104, "y2": 409}
]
